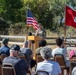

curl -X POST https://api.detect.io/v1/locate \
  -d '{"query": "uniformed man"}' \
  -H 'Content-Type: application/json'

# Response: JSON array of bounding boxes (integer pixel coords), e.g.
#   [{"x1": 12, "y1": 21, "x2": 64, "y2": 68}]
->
[{"x1": 35, "y1": 23, "x2": 46, "y2": 39}]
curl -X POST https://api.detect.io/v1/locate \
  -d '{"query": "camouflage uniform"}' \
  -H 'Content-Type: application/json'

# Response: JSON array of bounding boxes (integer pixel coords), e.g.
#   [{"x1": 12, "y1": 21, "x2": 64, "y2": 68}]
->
[{"x1": 35, "y1": 28, "x2": 46, "y2": 39}]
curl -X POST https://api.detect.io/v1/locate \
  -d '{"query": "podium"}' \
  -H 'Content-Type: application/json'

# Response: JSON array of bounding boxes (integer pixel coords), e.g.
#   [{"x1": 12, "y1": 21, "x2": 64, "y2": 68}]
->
[{"x1": 28, "y1": 36, "x2": 41, "y2": 59}]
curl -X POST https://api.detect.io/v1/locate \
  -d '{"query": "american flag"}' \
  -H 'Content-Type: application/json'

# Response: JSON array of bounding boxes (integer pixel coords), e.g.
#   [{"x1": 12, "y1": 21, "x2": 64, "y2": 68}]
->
[{"x1": 26, "y1": 9, "x2": 39, "y2": 30}]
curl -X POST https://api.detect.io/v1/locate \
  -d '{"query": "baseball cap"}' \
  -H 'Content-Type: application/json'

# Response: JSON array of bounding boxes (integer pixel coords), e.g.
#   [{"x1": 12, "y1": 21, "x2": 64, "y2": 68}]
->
[
  {"x1": 40, "y1": 47, "x2": 52, "y2": 59},
  {"x1": 2, "y1": 38, "x2": 9, "y2": 44},
  {"x1": 10, "y1": 44, "x2": 20, "y2": 51}
]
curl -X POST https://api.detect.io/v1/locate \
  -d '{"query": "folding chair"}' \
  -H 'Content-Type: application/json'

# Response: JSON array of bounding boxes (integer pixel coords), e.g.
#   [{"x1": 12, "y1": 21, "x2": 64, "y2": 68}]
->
[
  {"x1": 70, "y1": 56, "x2": 76, "y2": 62},
  {"x1": 36, "y1": 70, "x2": 49, "y2": 75},
  {"x1": 36, "y1": 55, "x2": 44, "y2": 63},
  {"x1": 18, "y1": 53, "x2": 31, "y2": 75},
  {"x1": 2, "y1": 63, "x2": 16, "y2": 75},
  {"x1": 26, "y1": 69, "x2": 31, "y2": 75},
  {"x1": 0, "y1": 54, "x2": 7, "y2": 61},
  {"x1": 0, "y1": 64, "x2": 2, "y2": 75},
  {"x1": 54, "y1": 54, "x2": 70, "y2": 75},
  {"x1": 18, "y1": 53, "x2": 28, "y2": 61}
]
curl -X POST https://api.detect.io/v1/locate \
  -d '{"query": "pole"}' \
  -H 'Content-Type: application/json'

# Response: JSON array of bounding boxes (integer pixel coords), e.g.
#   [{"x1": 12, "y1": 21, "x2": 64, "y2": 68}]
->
[
  {"x1": 64, "y1": 1, "x2": 67, "y2": 47},
  {"x1": 61, "y1": 9, "x2": 66, "y2": 47},
  {"x1": 64, "y1": 24, "x2": 66, "y2": 47},
  {"x1": 26, "y1": 0, "x2": 30, "y2": 34}
]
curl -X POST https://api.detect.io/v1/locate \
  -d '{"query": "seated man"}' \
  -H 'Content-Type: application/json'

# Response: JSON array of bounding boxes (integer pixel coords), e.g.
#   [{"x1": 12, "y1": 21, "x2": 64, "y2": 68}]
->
[
  {"x1": 3, "y1": 44, "x2": 29, "y2": 75},
  {"x1": 0, "y1": 38, "x2": 10, "y2": 56},
  {"x1": 36, "y1": 47, "x2": 62, "y2": 75},
  {"x1": 20, "y1": 41, "x2": 36, "y2": 68},
  {"x1": 36, "y1": 39, "x2": 47, "y2": 55},
  {"x1": 52, "y1": 37, "x2": 70, "y2": 67}
]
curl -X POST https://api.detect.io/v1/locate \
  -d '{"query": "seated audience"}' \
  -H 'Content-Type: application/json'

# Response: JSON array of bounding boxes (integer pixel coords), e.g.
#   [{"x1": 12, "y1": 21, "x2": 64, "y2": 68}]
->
[
  {"x1": 52, "y1": 37, "x2": 70, "y2": 67},
  {"x1": 72, "y1": 67, "x2": 76, "y2": 75},
  {"x1": 69, "y1": 50, "x2": 76, "y2": 59},
  {"x1": 36, "y1": 47, "x2": 62, "y2": 75},
  {"x1": 3, "y1": 44, "x2": 29, "y2": 75},
  {"x1": 69, "y1": 44, "x2": 76, "y2": 59},
  {"x1": 36, "y1": 39, "x2": 47, "y2": 55},
  {"x1": 20, "y1": 41, "x2": 36, "y2": 68},
  {"x1": 0, "y1": 38, "x2": 10, "y2": 56}
]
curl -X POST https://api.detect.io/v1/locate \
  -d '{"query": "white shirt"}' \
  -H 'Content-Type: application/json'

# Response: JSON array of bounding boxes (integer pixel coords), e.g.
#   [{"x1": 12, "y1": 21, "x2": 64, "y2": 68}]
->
[
  {"x1": 72, "y1": 67, "x2": 76, "y2": 75},
  {"x1": 36, "y1": 60, "x2": 61, "y2": 75},
  {"x1": 52, "y1": 47, "x2": 67, "y2": 61},
  {"x1": 52, "y1": 47, "x2": 70, "y2": 67}
]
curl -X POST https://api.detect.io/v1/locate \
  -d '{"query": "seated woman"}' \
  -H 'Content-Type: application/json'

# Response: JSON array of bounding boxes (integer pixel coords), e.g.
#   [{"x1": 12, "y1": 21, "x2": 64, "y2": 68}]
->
[
  {"x1": 36, "y1": 47, "x2": 62, "y2": 75},
  {"x1": 69, "y1": 50, "x2": 76, "y2": 59},
  {"x1": 69, "y1": 44, "x2": 76, "y2": 59}
]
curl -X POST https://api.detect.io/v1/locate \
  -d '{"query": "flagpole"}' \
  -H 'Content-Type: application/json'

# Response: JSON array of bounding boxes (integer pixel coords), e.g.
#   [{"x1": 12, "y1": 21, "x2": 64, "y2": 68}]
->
[
  {"x1": 27, "y1": 0, "x2": 30, "y2": 34},
  {"x1": 64, "y1": 2, "x2": 67, "y2": 47},
  {"x1": 64, "y1": 23, "x2": 66, "y2": 47}
]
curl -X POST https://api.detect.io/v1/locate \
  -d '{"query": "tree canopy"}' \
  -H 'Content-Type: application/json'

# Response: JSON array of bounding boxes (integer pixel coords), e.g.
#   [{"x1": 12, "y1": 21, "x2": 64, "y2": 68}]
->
[{"x1": 0, "y1": 0, "x2": 76, "y2": 35}]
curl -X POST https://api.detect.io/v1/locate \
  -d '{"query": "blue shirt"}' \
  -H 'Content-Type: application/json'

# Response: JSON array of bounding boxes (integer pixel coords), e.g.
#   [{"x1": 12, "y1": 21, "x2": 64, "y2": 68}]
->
[{"x1": 0, "y1": 45, "x2": 10, "y2": 56}]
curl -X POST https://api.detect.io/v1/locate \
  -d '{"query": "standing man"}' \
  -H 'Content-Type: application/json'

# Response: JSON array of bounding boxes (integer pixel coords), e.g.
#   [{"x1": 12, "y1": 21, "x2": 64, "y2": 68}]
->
[
  {"x1": 0, "y1": 38, "x2": 10, "y2": 56},
  {"x1": 35, "y1": 23, "x2": 46, "y2": 39},
  {"x1": 3, "y1": 44, "x2": 29, "y2": 75}
]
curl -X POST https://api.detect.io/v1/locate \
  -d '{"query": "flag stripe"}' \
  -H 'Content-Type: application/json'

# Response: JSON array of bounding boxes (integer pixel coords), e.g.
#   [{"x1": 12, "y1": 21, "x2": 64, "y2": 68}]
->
[{"x1": 26, "y1": 10, "x2": 39, "y2": 30}]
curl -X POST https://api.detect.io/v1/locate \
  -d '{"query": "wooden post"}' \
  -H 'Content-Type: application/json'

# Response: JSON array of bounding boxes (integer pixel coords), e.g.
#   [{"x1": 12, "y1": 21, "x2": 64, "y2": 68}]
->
[{"x1": 64, "y1": 25, "x2": 66, "y2": 47}]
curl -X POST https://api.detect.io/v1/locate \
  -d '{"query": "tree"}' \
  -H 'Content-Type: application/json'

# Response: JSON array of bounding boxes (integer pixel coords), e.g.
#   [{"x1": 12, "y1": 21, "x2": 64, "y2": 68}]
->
[
  {"x1": 0, "y1": 0, "x2": 76, "y2": 35},
  {"x1": 1, "y1": 0, "x2": 24, "y2": 23},
  {"x1": 24, "y1": 0, "x2": 53, "y2": 29}
]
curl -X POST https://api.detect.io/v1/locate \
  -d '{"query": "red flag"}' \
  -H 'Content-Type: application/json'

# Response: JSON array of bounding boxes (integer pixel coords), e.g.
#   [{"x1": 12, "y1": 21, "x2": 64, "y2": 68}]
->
[{"x1": 65, "y1": 6, "x2": 76, "y2": 28}]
